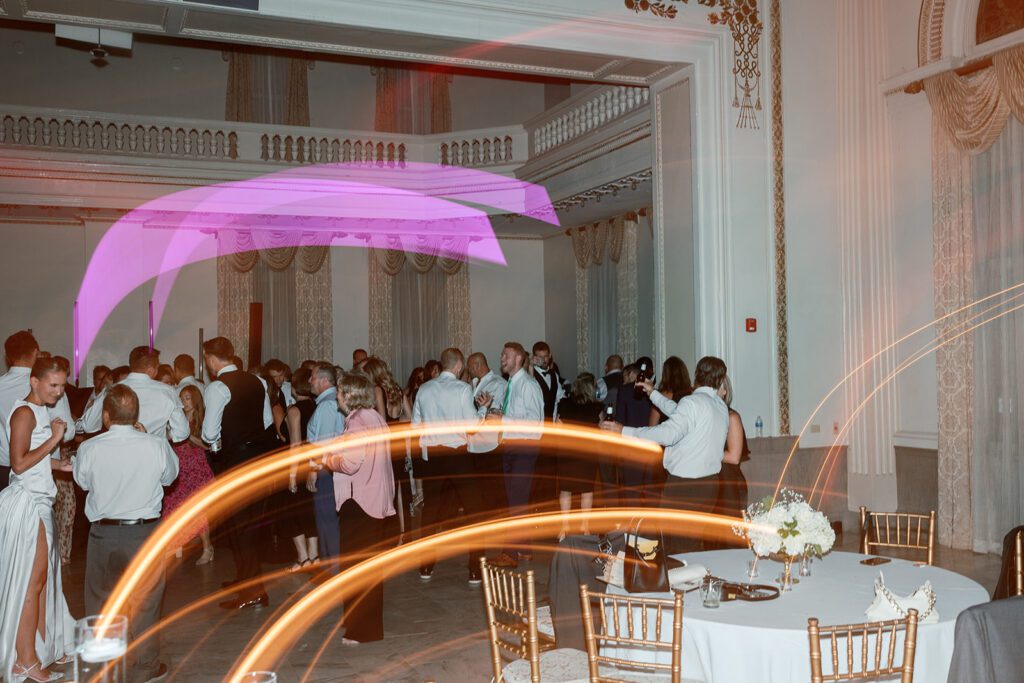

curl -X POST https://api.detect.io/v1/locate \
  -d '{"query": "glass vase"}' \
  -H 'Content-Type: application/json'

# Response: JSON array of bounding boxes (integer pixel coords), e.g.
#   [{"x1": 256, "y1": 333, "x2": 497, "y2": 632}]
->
[{"x1": 799, "y1": 553, "x2": 812, "y2": 577}]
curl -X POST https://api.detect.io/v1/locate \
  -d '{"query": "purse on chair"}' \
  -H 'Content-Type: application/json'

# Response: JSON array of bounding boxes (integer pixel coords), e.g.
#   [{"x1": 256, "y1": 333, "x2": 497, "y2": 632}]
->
[{"x1": 623, "y1": 518, "x2": 670, "y2": 593}]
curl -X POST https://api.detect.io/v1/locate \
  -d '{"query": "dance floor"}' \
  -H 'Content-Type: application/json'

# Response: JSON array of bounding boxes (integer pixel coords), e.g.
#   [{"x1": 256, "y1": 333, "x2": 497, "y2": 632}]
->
[{"x1": 57, "y1": 531, "x2": 1001, "y2": 682}]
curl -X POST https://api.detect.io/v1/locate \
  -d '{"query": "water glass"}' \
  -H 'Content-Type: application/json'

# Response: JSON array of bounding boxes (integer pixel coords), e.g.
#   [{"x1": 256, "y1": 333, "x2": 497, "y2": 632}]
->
[
  {"x1": 699, "y1": 576, "x2": 722, "y2": 608},
  {"x1": 239, "y1": 674, "x2": 277, "y2": 683},
  {"x1": 75, "y1": 615, "x2": 128, "y2": 683},
  {"x1": 747, "y1": 557, "x2": 760, "y2": 579}
]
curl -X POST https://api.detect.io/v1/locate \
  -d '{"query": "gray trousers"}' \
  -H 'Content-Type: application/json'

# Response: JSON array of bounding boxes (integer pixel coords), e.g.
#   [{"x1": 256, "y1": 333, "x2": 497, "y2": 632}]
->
[{"x1": 85, "y1": 522, "x2": 165, "y2": 682}]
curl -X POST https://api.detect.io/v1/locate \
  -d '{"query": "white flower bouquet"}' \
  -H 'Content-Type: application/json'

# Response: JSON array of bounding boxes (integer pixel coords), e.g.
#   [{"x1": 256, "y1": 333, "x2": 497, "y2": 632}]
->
[{"x1": 736, "y1": 489, "x2": 836, "y2": 558}]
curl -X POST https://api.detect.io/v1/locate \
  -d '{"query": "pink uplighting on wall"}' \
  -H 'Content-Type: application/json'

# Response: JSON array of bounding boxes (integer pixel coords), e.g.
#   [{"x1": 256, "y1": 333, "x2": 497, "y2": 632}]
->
[{"x1": 73, "y1": 162, "x2": 558, "y2": 373}]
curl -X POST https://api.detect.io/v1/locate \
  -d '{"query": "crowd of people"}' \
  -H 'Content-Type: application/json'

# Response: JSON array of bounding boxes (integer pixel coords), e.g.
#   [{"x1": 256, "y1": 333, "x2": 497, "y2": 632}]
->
[{"x1": 0, "y1": 328, "x2": 750, "y2": 682}]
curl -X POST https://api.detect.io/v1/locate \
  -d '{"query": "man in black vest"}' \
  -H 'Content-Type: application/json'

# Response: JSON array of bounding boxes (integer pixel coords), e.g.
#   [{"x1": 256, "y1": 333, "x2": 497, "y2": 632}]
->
[
  {"x1": 201, "y1": 336, "x2": 276, "y2": 610},
  {"x1": 596, "y1": 354, "x2": 624, "y2": 507},
  {"x1": 529, "y1": 341, "x2": 565, "y2": 519}
]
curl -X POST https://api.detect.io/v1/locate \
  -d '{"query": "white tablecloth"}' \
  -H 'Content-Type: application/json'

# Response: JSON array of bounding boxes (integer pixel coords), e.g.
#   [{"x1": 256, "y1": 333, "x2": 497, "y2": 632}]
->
[{"x1": 604, "y1": 549, "x2": 989, "y2": 683}]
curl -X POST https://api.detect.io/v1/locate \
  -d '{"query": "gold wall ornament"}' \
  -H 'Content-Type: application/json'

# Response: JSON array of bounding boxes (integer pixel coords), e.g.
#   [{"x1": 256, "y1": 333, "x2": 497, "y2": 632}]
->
[
  {"x1": 623, "y1": 0, "x2": 762, "y2": 129},
  {"x1": 624, "y1": 0, "x2": 690, "y2": 19},
  {"x1": 700, "y1": 0, "x2": 763, "y2": 129}
]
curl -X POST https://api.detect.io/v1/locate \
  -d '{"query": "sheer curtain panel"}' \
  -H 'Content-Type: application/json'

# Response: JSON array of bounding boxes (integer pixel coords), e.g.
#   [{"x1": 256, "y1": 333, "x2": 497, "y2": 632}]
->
[{"x1": 971, "y1": 116, "x2": 1024, "y2": 554}]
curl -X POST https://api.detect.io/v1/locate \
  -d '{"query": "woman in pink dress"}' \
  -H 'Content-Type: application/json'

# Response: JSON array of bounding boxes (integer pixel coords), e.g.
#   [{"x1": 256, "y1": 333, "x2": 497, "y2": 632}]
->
[{"x1": 163, "y1": 384, "x2": 215, "y2": 565}]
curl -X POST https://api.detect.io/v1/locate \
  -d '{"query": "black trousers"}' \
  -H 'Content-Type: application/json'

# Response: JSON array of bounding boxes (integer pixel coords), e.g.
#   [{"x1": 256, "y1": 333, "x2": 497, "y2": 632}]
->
[
  {"x1": 338, "y1": 499, "x2": 387, "y2": 642},
  {"x1": 417, "y1": 445, "x2": 482, "y2": 571},
  {"x1": 85, "y1": 522, "x2": 165, "y2": 683},
  {"x1": 220, "y1": 441, "x2": 274, "y2": 596},
  {"x1": 659, "y1": 472, "x2": 721, "y2": 555}
]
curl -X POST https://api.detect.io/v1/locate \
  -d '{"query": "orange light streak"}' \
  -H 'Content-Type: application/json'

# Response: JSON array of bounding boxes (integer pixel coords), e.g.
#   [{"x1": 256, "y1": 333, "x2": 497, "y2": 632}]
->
[
  {"x1": 100, "y1": 423, "x2": 661, "y2": 626},
  {"x1": 809, "y1": 296, "x2": 1024, "y2": 507},
  {"x1": 773, "y1": 281, "x2": 1024, "y2": 503},
  {"x1": 229, "y1": 508, "x2": 761, "y2": 680}
]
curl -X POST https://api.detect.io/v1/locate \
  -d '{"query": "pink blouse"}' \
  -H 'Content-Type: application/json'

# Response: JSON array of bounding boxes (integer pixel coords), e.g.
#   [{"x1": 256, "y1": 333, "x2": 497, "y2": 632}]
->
[{"x1": 325, "y1": 408, "x2": 396, "y2": 519}]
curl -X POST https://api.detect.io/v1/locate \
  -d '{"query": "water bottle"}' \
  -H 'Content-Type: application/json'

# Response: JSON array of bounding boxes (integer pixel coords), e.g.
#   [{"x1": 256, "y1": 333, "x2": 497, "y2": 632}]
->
[{"x1": 754, "y1": 416, "x2": 763, "y2": 438}]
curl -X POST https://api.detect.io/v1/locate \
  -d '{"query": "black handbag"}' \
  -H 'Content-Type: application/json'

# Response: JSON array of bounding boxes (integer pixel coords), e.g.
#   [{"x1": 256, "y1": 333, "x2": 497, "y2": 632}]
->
[{"x1": 623, "y1": 518, "x2": 670, "y2": 593}]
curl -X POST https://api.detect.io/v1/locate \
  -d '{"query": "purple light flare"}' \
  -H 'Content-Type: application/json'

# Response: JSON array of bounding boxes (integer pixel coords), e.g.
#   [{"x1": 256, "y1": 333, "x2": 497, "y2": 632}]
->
[{"x1": 74, "y1": 162, "x2": 558, "y2": 374}]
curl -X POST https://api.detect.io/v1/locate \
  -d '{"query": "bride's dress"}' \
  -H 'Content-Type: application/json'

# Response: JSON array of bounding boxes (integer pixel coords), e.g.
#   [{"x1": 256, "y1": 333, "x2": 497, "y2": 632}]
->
[{"x1": 0, "y1": 400, "x2": 76, "y2": 680}]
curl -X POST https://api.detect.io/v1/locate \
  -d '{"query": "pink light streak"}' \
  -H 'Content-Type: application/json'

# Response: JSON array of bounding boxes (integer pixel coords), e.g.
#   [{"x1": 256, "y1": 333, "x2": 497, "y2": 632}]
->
[{"x1": 74, "y1": 162, "x2": 557, "y2": 373}]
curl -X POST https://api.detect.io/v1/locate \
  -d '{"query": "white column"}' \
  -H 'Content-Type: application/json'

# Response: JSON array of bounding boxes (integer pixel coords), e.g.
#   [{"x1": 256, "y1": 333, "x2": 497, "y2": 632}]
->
[{"x1": 836, "y1": 0, "x2": 900, "y2": 510}]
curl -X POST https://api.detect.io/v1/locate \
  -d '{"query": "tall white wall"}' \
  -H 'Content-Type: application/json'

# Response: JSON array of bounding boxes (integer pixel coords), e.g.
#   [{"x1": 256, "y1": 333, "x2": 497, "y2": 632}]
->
[
  {"x1": 780, "y1": 0, "x2": 937, "y2": 456},
  {"x1": 0, "y1": 218, "x2": 218, "y2": 381},
  {"x1": 469, "y1": 238, "x2": 547, "y2": 362},
  {"x1": 543, "y1": 234, "x2": 577, "y2": 372}
]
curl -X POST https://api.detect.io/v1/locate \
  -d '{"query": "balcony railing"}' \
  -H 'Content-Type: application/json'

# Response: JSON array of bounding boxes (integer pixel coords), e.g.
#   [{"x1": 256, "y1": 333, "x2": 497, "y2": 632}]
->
[{"x1": 0, "y1": 84, "x2": 649, "y2": 173}]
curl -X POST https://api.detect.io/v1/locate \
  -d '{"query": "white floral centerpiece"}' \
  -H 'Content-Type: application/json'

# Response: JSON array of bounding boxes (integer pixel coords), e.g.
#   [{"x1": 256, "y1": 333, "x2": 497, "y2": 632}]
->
[{"x1": 735, "y1": 489, "x2": 836, "y2": 589}]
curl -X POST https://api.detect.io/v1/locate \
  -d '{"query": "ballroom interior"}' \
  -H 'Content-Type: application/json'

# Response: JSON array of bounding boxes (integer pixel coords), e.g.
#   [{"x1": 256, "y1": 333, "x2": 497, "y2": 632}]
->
[{"x1": 0, "y1": 0, "x2": 1022, "y2": 681}]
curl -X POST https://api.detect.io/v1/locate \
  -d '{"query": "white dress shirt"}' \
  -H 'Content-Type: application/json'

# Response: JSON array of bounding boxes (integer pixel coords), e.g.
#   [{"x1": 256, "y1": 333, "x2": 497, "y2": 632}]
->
[
  {"x1": 201, "y1": 365, "x2": 273, "y2": 444},
  {"x1": 176, "y1": 375, "x2": 205, "y2": 393},
  {"x1": 469, "y1": 371, "x2": 507, "y2": 454},
  {"x1": 502, "y1": 368, "x2": 544, "y2": 441},
  {"x1": 280, "y1": 380, "x2": 296, "y2": 408},
  {"x1": 73, "y1": 424, "x2": 179, "y2": 521},
  {"x1": 411, "y1": 371, "x2": 479, "y2": 456},
  {"x1": 80, "y1": 372, "x2": 190, "y2": 442},
  {"x1": 534, "y1": 366, "x2": 567, "y2": 420},
  {"x1": 0, "y1": 366, "x2": 74, "y2": 467},
  {"x1": 622, "y1": 386, "x2": 729, "y2": 479}
]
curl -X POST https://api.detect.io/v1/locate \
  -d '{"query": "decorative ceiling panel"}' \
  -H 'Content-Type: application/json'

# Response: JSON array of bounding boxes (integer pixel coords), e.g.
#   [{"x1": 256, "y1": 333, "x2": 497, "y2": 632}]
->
[{"x1": 22, "y1": 0, "x2": 168, "y2": 29}]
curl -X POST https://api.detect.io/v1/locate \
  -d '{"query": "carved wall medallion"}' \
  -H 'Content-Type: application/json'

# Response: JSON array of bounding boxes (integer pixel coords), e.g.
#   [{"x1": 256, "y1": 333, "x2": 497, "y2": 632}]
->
[{"x1": 626, "y1": 0, "x2": 763, "y2": 129}]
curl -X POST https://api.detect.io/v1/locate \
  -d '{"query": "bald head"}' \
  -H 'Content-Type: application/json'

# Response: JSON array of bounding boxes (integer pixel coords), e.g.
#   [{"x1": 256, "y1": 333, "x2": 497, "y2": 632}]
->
[{"x1": 467, "y1": 352, "x2": 490, "y2": 380}]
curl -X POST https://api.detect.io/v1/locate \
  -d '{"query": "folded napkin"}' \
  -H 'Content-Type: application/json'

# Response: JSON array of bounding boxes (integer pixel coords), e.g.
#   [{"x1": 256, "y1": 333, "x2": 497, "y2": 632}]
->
[{"x1": 668, "y1": 563, "x2": 707, "y2": 588}]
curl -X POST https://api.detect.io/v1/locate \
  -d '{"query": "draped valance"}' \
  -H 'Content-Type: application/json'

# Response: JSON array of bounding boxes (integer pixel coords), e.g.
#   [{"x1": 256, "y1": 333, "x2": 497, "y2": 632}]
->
[
  {"x1": 925, "y1": 43, "x2": 1024, "y2": 154},
  {"x1": 218, "y1": 229, "x2": 332, "y2": 274},
  {"x1": 568, "y1": 208, "x2": 650, "y2": 270},
  {"x1": 369, "y1": 234, "x2": 469, "y2": 276}
]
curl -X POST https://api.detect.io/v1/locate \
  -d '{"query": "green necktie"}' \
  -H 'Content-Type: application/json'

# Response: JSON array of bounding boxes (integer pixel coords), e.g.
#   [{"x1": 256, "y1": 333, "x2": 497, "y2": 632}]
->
[{"x1": 502, "y1": 377, "x2": 513, "y2": 414}]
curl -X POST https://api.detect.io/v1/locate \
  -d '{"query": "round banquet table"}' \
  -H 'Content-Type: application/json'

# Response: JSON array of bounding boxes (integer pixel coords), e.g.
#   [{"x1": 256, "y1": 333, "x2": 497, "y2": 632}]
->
[{"x1": 604, "y1": 549, "x2": 989, "y2": 683}]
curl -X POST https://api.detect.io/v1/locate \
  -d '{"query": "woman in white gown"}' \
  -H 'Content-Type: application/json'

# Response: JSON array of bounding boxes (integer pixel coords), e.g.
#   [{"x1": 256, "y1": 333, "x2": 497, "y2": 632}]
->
[{"x1": 0, "y1": 357, "x2": 76, "y2": 682}]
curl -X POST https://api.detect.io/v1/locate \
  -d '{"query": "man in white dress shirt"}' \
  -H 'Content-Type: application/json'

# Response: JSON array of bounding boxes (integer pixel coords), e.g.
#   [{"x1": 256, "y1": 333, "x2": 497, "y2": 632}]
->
[
  {"x1": 482, "y1": 342, "x2": 544, "y2": 566},
  {"x1": 79, "y1": 346, "x2": 190, "y2": 442},
  {"x1": 411, "y1": 347, "x2": 485, "y2": 583},
  {"x1": 466, "y1": 352, "x2": 507, "y2": 534},
  {"x1": 173, "y1": 353, "x2": 204, "y2": 393},
  {"x1": 601, "y1": 356, "x2": 730, "y2": 553},
  {"x1": 74, "y1": 384, "x2": 178, "y2": 683},
  {"x1": 0, "y1": 330, "x2": 75, "y2": 492},
  {"x1": 200, "y1": 337, "x2": 276, "y2": 609}
]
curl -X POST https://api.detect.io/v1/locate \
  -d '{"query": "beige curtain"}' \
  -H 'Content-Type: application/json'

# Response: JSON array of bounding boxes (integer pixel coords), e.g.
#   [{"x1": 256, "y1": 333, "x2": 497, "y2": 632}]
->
[
  {"x1": 219, "y1": 52, "x2": 330, "y2": 362},
  {"x1": 925, "y1": 43, "x2": 1024, "y2": 154},
  {"x1": 571, "y1": 211, "x2": 641, "y2": 373},
  {"x1": 368, "y1": 247, "x2": 471, "y2": 370}
]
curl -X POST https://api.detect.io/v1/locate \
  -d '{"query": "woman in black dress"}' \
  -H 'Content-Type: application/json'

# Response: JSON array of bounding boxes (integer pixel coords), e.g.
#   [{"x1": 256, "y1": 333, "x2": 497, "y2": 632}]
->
[
  {"x1": 716, "y1": 375, "x2": 750, "y2": 522},
  {"x1": 555, "y1": 373, "x2": 604, "y2": 541},
  {"x1": 279, "y1": 368, "x2": 319, "y2": 570}
]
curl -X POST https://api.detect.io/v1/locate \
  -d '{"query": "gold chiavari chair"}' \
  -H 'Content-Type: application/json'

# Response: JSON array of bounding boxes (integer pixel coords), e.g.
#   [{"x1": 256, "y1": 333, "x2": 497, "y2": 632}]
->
[
  {"x1": 579, "y1": 585, "x2": 684, "y2": 683},
  {"x1": 1015, "y1": 528, "x2": 1023, "y2": 597},
  {"x1": 479, "y1": 558, "x2": 588, "y2": 683},
  {"x1": 807, "y1": 609, "x2": 920, "y2": 683},
  {"x1": 859, "y1": 507, "x2": 936, "y2": 565}
]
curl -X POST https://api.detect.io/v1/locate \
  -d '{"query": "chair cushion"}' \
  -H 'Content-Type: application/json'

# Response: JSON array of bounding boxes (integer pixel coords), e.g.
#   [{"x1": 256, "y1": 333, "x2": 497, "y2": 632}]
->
[
  {"x1": 536, "y1": 605, "x2": 555, "y2": 638},
  {"x1": 502, "y1": 648, "x2": 589, "y2": 683}
]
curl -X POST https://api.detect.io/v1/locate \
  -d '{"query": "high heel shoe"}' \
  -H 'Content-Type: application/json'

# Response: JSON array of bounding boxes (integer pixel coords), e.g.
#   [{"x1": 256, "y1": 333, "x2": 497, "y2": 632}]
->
[
  {"x1": 12, "y1": 661, "x2": 63, "y2": 682},
  {"x1": 195, "y1": 546, "x2": 214, "y2": 566}
]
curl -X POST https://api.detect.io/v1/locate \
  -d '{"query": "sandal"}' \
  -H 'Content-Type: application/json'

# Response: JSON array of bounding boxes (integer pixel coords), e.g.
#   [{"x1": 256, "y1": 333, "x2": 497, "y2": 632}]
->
[
  {"x1": 12, "y1": 661, "x2": 63, "y2": 682},
  {"x1": 54, "y1": 654, "x2": 74, "y2": 665}
]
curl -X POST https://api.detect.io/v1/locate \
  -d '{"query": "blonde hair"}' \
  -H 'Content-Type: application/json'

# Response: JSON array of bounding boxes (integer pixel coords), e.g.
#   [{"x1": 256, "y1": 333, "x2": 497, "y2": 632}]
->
[
  {"x1": 338, "y1": 372, "x2": 377, "y2": 411},
  {"x1": 360, "y1": 357, "x2": 404, "y2": 418}
]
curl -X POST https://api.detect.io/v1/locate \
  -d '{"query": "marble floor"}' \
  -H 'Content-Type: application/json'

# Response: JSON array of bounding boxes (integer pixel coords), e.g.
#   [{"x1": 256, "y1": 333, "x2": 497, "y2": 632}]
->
[{"x1": 56, "y1": 524, "x2": 1002, "y2": 683}]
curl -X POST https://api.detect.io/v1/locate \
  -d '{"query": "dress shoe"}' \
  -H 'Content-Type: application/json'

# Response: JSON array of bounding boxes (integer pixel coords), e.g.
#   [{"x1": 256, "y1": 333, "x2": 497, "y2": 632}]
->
[
  {"x1": 141, "y1": 662, "x2": 169, "y2": 683},
  {"x1": 219, "y1": 592, "x2": 268, "y2": 610},
  {"x1": 468, "y1": 568, "x2": 482, "y2": 586},
  {"x1": 419, "y1": 565, "x2": 434, "y2": 581}
]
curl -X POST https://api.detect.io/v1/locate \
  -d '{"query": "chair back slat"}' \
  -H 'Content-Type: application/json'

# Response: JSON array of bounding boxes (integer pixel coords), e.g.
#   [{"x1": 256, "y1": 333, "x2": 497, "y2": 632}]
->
[
  {"x1": 807, "y1": 610, "x2": 920, "y2": 682},
  {"x1": 479, "y1": 559, "x2": 556, "y2": 683},
  {"x1": 1015, "y1": 529, "x2": 1023, "y2": 597},
  {"x1": 859, "y1": 507, "x2": 936, "y2": 565},
  {"x1": 580, "y1": 586, "x2": 683, "y2": 683}
]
